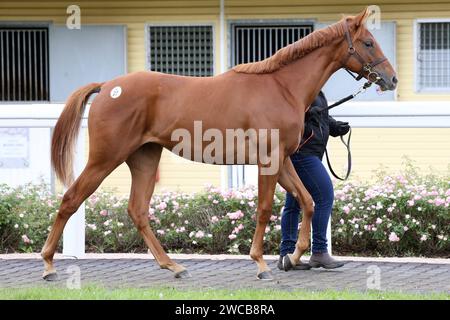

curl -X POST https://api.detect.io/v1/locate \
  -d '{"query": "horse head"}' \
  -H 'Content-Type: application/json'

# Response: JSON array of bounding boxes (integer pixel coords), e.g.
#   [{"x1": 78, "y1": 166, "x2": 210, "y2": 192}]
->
[{"x1": 339, "y1": 7, "x2": 398, "y2": 91}]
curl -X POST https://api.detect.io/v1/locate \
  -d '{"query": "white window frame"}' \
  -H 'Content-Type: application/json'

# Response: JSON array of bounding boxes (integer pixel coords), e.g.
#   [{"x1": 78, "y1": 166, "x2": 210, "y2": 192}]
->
[
  {"x1": 144, "y1": 22, "x2": 216, "y2": 76},
  {"x1": 414, "y1": 18, "x2": 450, "y2": 93}
]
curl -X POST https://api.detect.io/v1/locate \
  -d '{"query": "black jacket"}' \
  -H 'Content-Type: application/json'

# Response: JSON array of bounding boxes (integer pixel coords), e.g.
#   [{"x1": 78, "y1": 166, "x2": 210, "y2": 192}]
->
[{"x1": 293, "y1": 91, "x2": 341, "y2": 160}]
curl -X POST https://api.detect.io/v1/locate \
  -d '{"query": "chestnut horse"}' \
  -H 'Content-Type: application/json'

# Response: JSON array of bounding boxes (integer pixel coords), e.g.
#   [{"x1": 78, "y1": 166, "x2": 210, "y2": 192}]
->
[{"x1": 41, "y1": 8, "x2": 397, "y2": 281}]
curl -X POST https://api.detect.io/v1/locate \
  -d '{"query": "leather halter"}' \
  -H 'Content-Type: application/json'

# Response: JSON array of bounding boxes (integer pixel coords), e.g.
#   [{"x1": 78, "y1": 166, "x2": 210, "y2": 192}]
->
[{"x1": 341, "y1": 22, "x2": 387, "y2": 83}]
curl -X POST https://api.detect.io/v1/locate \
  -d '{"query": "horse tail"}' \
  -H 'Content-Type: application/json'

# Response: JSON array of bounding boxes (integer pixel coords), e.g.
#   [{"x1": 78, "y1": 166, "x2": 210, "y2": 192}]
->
[{"x1": 51, "y1": 82, "x2": 104, "y2": 187}]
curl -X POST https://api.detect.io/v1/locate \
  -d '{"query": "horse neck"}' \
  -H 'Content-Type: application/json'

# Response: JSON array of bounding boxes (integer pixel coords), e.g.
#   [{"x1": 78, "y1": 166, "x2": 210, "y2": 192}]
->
[{"x1": 274, "y1": 43, "x2": 343, "y2": 110}]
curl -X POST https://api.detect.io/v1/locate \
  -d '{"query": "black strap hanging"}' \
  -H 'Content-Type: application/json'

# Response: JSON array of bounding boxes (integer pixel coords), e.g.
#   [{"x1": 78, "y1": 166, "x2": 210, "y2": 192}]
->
[{"x1": 324, "y1": 128, "x2": 352, "y2": 181}]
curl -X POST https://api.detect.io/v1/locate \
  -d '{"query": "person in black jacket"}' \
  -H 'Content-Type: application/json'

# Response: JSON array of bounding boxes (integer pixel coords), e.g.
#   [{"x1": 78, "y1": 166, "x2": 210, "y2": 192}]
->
[{"x1": 278, "y1": 90, "x2": 350, "y2": 270}]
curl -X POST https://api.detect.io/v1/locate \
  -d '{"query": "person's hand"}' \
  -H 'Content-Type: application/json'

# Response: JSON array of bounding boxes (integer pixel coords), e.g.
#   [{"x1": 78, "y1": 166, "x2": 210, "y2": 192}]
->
[{"x1": 335, "y1": 121, "x2": 350, "y2": 136}]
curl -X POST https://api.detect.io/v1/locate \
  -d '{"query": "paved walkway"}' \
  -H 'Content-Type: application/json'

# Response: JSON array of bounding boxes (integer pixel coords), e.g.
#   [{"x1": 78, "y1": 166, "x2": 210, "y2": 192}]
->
[{"x1": 1, "y1": 254, "x2": 449, "y2": 294}]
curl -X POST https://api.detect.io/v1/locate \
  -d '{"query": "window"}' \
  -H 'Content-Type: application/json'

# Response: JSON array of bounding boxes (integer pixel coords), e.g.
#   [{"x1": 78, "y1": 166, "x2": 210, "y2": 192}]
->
[
  {"x1": 231, "y1": 24, "x2": 313, "y2": 66},
  {"x1": 49, "y1": 25, "x2": 126, "y2": 102},
  {"x1": 0, "y1": 27, "x2": 49, "y2": 101},
  {"x1": 148, "y1": 25, "x2": 213, "y2": 77},
  {"x1": 417, "y1": 21, "x2": 450, "y2": 91}
]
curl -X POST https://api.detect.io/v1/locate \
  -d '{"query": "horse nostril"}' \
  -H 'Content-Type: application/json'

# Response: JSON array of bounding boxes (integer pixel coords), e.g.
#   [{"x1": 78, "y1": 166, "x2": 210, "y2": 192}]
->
[{"x1": 392, "y1": 76, "x2": 398, "y2": 84}]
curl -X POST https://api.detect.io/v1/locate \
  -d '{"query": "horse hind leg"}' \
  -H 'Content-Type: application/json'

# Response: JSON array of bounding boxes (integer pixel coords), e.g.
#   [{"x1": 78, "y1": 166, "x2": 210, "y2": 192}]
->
[
  {"x1": 41, "y1": 160, "x2": 121, "y2": 280},
  {"x1": 126, "y1": 143, "x2": 189, "y2": 278}
]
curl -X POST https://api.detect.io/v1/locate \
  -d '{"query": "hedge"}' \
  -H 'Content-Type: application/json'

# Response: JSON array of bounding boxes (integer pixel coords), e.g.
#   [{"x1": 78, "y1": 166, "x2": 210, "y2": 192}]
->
[{"x1": 1, "y1": 163, "x2": 449, "y2": 257}]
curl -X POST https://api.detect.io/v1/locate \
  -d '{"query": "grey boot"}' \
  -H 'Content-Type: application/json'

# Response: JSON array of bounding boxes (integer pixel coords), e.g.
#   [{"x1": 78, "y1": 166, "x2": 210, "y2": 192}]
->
[
  {"x1": 309, "y1": 252, "x2": 345, "y2": 269},
  {"x1": 278, "y1": 255, "x2": 311, "y2": 271}
]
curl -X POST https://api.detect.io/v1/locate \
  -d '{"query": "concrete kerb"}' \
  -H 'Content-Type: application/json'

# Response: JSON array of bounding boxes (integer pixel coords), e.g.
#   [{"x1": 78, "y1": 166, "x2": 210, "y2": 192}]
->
[{"x1": 1, "y1": 253, "x2": 449, "y2": 265}]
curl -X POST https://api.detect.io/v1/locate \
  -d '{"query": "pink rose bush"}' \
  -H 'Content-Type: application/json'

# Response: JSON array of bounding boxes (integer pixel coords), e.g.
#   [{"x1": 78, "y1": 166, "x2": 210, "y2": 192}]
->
[
  {"x1": 331, "y1": 162, "x2": 449, "y2": 256},
  {"x1": 1, "y1": 161, "x2": 449, "y2": 257}
]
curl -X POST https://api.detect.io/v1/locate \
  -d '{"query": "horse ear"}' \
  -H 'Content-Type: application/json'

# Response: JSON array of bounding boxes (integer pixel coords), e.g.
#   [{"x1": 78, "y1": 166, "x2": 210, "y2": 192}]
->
[{"x1": 354, "y1": 7, "x2": 371, "y2": 27}]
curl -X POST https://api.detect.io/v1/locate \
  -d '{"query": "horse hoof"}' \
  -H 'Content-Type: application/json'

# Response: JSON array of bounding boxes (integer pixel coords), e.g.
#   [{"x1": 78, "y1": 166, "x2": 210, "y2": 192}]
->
[
  {"x1": 43, "y1": 272, "x2": 58, "y2": 281},
  {"x1": 175, "y1": 270, "x2": 191, "y2": 279},
  {"x1": 282, "y1": 255, "x2": 294, "y2": 271},
  {"x1": 257, "y1": 271, "x2": 274, "y2": 281}
]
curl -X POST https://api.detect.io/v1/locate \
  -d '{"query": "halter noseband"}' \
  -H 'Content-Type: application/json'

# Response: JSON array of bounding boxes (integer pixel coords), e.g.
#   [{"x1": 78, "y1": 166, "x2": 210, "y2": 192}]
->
[{"x1": 342, "y1": 22, "x2": 387, "y2": 84}]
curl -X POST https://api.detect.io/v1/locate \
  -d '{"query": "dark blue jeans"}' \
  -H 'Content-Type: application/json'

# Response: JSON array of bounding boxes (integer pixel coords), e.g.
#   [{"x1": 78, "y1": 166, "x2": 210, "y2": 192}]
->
[{"x1": 280, "y1": 155, "x2": 334, "y2": 255}]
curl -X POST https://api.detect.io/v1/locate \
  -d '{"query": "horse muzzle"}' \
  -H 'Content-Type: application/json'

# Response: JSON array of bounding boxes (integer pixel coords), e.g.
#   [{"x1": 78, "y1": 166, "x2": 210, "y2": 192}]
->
[{"x1": 375, "y1": 72, "x2": 398, "y2": 91}]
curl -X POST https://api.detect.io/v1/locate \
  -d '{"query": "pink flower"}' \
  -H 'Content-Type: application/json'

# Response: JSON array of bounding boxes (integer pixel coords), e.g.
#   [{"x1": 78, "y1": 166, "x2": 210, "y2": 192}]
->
[
  {"x1": 388, "y1": 232, "x2": 400, "y2": 242},
  {"x1": 195, "y1": 231, "x2": 205, "y2": 238},
  {"x1": 376, "y1": 218, "x2": 383, "y2": 224},
  {"x1": 270, "y1": 215, "x2": 277, "y2": 222},
  {"x1": 156, "y1": 202, "x2": 167, "y2": 210},
  {"x1": 212, "y1": 200, "x2": 219, "y2": 204},
  {"x1": 157, "y1": 229, "x2": 165, "y2": 235},
  {"x1": 265, "y1": 226, "x2": 270, "y2": 233},
  {"x1": 211, "y1": 216, "x2": 219, "y2": 223},
  {"x1": 88, "y1": 195, "x2": 98, "y2": 206},
  {"x1": 228, "y1": 234, "x2": 237, "y2": 240},
  {"x1": 343, "y1": 206, "x2": 350, "y2": 214},
  {"x1": 407, "y1": 200, "x2": 415, "y2": 207},
  {"x1": 100, "y1": 210, "x2": 108, "y2": 216},
  {"x1": 434, "y1": 198, "x2": 445, "y2": 206},
  {"x1": 21, "y1": 235, "x2": 31, "y2": 244},
  {"x1": 420, "y1": 235, "x2": 427, "y2": 242},
  {"x1": 227, "y1": 210, "x2": 244, "y2": 220},
  {"x1": 248, "y1": 201, "x2": 255, "y2": 207}
]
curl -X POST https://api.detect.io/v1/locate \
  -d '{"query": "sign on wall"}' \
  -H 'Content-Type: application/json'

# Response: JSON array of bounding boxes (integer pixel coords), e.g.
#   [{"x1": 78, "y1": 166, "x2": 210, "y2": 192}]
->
[{"x1": 0, "y1": 128, "x2": 29, "y2": 169}]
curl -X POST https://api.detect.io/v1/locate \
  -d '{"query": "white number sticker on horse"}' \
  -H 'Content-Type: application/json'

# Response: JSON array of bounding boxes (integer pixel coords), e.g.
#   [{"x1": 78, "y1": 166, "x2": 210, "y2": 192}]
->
[{"x1": 110, "y1": 86, "x2": 122, "y2": 99}]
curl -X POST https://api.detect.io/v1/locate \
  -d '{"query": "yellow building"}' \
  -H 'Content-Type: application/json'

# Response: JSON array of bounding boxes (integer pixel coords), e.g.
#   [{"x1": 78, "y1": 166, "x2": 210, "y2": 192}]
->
[{"x1": 1, "y1": 0, "x2": 449, "y2": 194}]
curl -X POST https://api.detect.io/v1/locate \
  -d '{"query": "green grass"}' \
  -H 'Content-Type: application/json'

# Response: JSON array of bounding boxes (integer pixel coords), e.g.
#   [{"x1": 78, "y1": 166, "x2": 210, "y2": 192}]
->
[{"x1": 0, "y1": 285, "x2": 448, "y2": 300}]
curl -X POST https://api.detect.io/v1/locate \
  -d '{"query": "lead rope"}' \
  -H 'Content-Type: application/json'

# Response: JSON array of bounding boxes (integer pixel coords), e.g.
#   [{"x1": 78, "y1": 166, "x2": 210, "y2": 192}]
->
[{"x1": 322, "y1": 126, "x2": 352, "y2": 181}]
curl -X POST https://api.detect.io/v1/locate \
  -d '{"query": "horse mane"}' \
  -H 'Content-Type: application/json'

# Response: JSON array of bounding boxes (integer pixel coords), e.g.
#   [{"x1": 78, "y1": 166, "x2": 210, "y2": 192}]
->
[{"x1": 233, "y1": 19, "x2": 347, "y2": 74}]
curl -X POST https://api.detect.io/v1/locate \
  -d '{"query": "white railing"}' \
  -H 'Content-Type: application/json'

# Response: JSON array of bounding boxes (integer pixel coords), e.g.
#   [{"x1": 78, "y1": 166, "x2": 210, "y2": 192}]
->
[{"x1": 329, "y1": 100, "x2": 450, "y2": 127}]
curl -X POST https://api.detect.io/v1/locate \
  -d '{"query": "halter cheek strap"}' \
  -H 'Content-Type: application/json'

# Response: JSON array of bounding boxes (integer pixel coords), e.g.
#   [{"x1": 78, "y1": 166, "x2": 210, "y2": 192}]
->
[{"x1": 342, "y1": 22, "x2": 387, "y2": 82}]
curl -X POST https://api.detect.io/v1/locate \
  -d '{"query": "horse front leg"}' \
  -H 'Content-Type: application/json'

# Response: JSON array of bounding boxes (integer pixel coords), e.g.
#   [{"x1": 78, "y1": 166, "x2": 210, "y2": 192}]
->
[
  {"x1": 250, "y1": 165, "x2": 281, "y2": 280},
  {"x1": 277, "y1": 157, "x2": 315, "y2": 267}
]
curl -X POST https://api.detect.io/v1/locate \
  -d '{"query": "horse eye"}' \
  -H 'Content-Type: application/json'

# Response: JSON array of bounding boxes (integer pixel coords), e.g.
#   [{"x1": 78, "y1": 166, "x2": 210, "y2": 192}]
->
[{"x1": 365, "y1": 41, "x2": 374, "y2": 48}]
